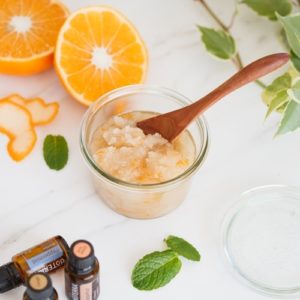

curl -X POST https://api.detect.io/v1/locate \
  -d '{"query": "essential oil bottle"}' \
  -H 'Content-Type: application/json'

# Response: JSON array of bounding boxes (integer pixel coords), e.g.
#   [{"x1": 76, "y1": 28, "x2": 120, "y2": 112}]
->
[
  {"x1": 65, "y1": 240, "x2": 100, "y2": 300},
  {"x1": 0, "y1": 236, "x2": 69, "y2": 293},
  {"x1": 23, "y1": 273, "x2": 58, "y2": 300}
]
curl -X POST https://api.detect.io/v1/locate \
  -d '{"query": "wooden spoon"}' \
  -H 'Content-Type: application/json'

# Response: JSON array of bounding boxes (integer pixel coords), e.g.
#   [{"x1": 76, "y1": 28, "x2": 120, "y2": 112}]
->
[{"x1": 137, "y1": 53, "x2": 289, "y2": 141}]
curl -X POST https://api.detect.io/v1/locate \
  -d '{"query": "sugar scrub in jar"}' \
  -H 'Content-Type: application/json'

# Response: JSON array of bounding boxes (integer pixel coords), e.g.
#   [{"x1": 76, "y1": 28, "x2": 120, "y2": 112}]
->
[{"x1": 80, "y1": 85, "x2": 209, "y2": 219}]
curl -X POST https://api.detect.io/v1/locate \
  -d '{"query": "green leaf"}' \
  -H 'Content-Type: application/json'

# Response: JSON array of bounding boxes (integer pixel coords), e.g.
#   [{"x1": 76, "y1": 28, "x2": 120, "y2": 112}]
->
[
  {"x1": 277, "y1": 13, "x2": 300, "y2": 57},
  {"x1": 265, "y1": 90, "x2": 290, "y2": 118},
  {"x1": 262, "y1": 72, "x2": 292, "y2": 106},
  {"x1": 280, "y1": 29, "x2": 290, "y2": 51},
  {"x1": 197, "y1": 26, "x2": 236, "y2": 60},
  {"x1": 43, "y1": 135, "x2": 69, "y2": 170},
  {"x1": 291, "y1": 51, "x2": 300, "y2": 72},
  {"x1": 242, "y1": 0, "x2": 292, "y2": 21},
  {"x1": 276, "y1": 100, "x2": 300, "y2": 135},
  {"x1": 287, "y1": 78, "x2": 300, "y2": 103},
  {"x1": 131, "y1": 250, "x2": 181, "y2": 290},
  {"x1": 164, "y1": 235, "x2": 201, "y2": 261}
]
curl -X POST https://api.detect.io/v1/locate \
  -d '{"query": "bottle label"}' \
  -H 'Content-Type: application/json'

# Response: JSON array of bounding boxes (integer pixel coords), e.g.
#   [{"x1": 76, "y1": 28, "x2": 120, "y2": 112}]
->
[
  {"x1": 25, "y1": 245, "x2": 64, "y2": 273},
  {"x1": 66, "y1": 274, "x2": 100, "y2": 300}
]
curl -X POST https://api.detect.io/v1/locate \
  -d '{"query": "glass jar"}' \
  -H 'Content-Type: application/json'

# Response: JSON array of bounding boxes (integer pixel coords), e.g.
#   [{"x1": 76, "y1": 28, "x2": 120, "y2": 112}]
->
[
  {"x1": 222, "y1": 185, "x2": 300, "y2": 297},
  {"x1": 80, "y1": 85, "x2": 209, "y2": 219}
]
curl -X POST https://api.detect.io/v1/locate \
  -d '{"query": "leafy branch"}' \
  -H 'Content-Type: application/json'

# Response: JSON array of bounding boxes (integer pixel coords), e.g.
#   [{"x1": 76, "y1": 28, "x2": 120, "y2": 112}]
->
[
  {"x1": 228, "y1": 5, "x2": 238, "y2": 29},
  {"x1": 195, "y1": 0, "x2": 300, "y2": 135},
  {"x1": 196, "y1": 0, "x2": 266, "y2": 88}
]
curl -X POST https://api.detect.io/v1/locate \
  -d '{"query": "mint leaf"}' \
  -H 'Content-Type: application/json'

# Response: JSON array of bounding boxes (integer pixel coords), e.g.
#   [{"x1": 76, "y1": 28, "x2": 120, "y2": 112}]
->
[
  {"x1": 43, "y1": 135, "x2": 68, "y2": 170},
  {"x1": 242, "y1": 0, "x2": 292, "y2": 21},
  {"x1": 197, "y1": 26, "x2": 236, "y2": 60},
  {"x1": 291, "y1": 51, "x2": 300, "y2": 72},
  {"x1": 277, "y1": 13, "x2": 300, "y2": 57},
  {"x1": 262, "y1": 72, "x2": 292, "y2": 107},
  {"x1": 165, "y1": 235, "x2": 201, "y2": 261},
  {"x1": 276, "y1": 100, "x2": 300, "y2": 135},
  {"x1": 131, "y1": 250, "x2": 181, "y2": 290},
  {"x1": 265, "y1": 90, "x2": 290, "y2": 118}
]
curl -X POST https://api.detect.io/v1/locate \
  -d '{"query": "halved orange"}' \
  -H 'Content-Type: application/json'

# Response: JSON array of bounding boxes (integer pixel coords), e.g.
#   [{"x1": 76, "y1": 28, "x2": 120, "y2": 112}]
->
[
  {"x1": 55, "y1": 6, "x2": 148, "y2": 105},
  {"x1": 0, "y1": 0, "x2": 69, "y2": 75}
]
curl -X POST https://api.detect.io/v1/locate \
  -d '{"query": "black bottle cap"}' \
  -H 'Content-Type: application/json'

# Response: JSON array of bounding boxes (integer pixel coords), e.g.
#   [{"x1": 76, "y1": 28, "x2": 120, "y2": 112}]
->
[
  {"x1": 68, "y1": 240, "x2": 96, "y2": 274},
  {"x1": 24, "y1": 273, "x2": 55, "y2": 300},
  {"x1": 0, "y1": 262, "x2": 23, "y2": 293}
]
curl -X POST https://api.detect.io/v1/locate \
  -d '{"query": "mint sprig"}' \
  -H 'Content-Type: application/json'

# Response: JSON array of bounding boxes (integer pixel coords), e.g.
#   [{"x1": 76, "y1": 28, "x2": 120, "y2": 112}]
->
[
  {"x1": 165, "y1": 235, "x2": 201, "y2": 261},
  {"x1": 132, "y1": 250, "x2": 181, "y2": 290},
  {"x1": 131, "y1": 235, "x2": 201, "y2": 291},
  {"x1": 43, "y1": 135, "x2": 69, "y2": 170}
]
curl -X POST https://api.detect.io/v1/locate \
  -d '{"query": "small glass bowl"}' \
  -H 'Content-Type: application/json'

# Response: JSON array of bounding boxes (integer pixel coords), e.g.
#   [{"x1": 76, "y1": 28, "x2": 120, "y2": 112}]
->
[
  {"x1": 222, "y1": 185, "x2": 300, "y2": 298},
  {"x1": 80, "y1": 85, "x2": 209, "y2": 219}
]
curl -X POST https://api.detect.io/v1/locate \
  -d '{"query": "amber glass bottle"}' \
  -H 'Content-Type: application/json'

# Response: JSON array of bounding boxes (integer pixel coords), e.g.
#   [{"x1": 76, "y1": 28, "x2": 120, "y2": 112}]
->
[
  {"x1": 23, "y1": 273, "x2": 58, "y2": 300},
  {"x1": 65, "y1": 240, "x2": 100, "y2": 300},
  {"x1": 0, "y1": 236, "x2": 69, "y2": 293}
]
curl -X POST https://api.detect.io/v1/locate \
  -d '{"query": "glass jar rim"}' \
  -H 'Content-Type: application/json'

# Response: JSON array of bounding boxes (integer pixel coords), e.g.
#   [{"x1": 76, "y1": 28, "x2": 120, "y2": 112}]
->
[{"x1": 80, "y1": 84, "x2": 209, "y2": 190}]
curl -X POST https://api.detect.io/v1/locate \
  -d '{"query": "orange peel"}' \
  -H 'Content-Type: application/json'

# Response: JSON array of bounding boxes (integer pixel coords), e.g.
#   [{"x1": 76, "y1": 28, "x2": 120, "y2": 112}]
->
[
  {"x1": 5, "y1": 94, "x2": 59, "y2": 126},
  {"x1": 0, "y1": 101, "x2": 36, "y2": 161}
]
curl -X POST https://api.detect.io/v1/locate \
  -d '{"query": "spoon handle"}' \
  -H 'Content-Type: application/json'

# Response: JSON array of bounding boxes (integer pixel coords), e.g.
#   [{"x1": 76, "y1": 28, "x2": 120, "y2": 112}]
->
[
  {"x1": 182, "y1": 53, "x2": 289, "y2": 123},
  {"x1": 137, "y1": 53, "x2": 289, "y2": 141}
]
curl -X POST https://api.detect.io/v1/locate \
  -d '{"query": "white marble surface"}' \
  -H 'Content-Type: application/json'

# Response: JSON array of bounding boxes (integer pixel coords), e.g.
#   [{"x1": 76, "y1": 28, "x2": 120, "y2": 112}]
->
[{"x1": 0, "y1": 0, "x2": 299, "y2": 299}]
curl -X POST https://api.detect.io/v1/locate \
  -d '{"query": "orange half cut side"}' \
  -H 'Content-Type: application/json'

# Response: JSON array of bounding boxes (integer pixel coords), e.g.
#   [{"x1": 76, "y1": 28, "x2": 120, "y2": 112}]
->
[
  {"x1": 0, "y1": 0, "x2": 69, "y2": 75},
  {"x1": 55, "y1": 6, "x2": 148, "y2": 105}
]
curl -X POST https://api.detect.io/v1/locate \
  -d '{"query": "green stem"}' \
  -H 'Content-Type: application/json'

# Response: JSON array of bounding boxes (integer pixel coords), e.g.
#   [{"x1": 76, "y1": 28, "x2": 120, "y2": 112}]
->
[
  {"x1": 228, "y1": 5, "x2": 238, "y2": 29},
  {"x1": 196, "y1": 0, "x2": 267, "y2": 89},
  {"x1": 197, "y1": 0, "x2": 228, "y2": 31},
  {"x1": 255, "y1": 80, "x2": 267, "y2": 89},
  {"x1": 235, "y1": 53, "x2": 243, "y2": 69}
]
